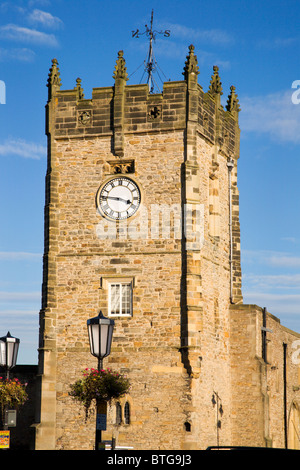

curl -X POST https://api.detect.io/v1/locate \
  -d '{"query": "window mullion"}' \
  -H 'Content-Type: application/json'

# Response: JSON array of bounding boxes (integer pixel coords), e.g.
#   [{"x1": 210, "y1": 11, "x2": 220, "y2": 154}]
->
[{"x1": 119, "y1": 283, "x2": 123, "y2": 314}]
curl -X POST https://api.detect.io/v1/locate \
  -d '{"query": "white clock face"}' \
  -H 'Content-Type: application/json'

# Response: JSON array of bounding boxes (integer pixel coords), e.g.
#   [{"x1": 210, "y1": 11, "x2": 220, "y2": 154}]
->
[{"x1": 98, "y1": 177, "x2": 141, "y2": 220}]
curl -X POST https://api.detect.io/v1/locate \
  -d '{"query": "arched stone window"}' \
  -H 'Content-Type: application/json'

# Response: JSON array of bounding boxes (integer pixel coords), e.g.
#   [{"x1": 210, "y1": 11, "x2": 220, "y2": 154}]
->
[
  {"x1": 124, "y1": 401, "x2": 130, "y2": 425},
  {"x1": 116, "y1": 402, "x2": 122, "y2": 425},
  {"x1": 184, "y1": 422, "x2": 191, "y2": 432}
]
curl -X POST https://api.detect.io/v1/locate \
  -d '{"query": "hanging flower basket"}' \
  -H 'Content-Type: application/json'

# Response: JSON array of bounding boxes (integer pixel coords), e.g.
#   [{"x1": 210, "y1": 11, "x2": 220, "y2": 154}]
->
[
  {"x1": 0, "y1": 377, "x2": 28, "y2": 416},
  {"x1": 69, "y1": 368, "x2": 130, "y2": 419}
]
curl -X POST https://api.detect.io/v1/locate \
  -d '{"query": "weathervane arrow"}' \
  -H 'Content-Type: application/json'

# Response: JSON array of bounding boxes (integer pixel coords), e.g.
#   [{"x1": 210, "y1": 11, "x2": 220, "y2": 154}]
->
[
  {"x1": 131, "y1": 10, "x2": 170, "y2": 93},
  {"x1": 132, "y1": 9, "x2": 170, "y2": 39}
]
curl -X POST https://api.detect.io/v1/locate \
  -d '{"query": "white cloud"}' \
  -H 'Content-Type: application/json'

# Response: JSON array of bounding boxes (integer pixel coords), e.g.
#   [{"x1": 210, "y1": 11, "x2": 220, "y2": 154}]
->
[
  {"x1": 0, "y1": 138, "x2": 46, "y2": 159},
  {"x1": 242, "y1": 249, "x2": 300, "y2": 323},
  {"x1": 0, "y1": 311, "x2": 38, "y2": 344},
  {"x1": 240, "y1": 90, "x2": 300, "y2": 144},
  {"x1": 0, "y1": 47, "x2": 35, "y2": 62},
  {"x1": 0, "y1": 252, "x2": 41, "y2": 261},
  {"x1": 243, "y1": 273, "x2": 300, "y2": 290},
  {"x1": 28, "y1": 0, "x2": 51, "y2": 7},
  {"x1": 242, "y1": 249, "x2": 300, "y2": 269},
  {"x1": 0, "y1": 309, "x2": 37, "y2": 317},
  {"x1": 268, "y1": 256, "x2": 300, "y2": 268},
  {"x1": 257, "y1": 37, "x2": 299, "y2": 49},
  {"x1": 28, "y1": 9, "x2": 63, "y2": 29},
  {"x1": 161, "y1": 22, "x2": 234, "y2": 46},
  {"x1": 159, "y1": 39, "x2": 231, "y2": 69},
  {"x1": 243, "y1": 291, "x2": 300, "y2": 316},
  {"x1": 281, "y1": 237, "x2": 298, "y2": 244},
  {"x1": 0, "y1": 2, "x2": 26, "y2": 15},
  {"x1": 0, "y1": 23, "x2": 59, "y2": 47},
  {"x1": 0, "y1": 292, "x2": 41, "y2": 302},
  {"x1": 130, "y1": 39, "x2": 230, "y2": 80}
]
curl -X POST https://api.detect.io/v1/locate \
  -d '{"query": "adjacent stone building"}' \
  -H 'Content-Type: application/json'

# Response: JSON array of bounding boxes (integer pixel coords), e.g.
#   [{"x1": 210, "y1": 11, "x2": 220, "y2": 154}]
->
[{"x1": 33, "y1": 46, "x2": 300, "y2": 450}]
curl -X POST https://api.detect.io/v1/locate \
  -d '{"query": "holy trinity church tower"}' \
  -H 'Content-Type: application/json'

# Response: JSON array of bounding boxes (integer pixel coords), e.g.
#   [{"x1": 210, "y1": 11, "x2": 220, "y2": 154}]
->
[{"x1": 33, "y1": 38, "x2": 300, "y2": 450}]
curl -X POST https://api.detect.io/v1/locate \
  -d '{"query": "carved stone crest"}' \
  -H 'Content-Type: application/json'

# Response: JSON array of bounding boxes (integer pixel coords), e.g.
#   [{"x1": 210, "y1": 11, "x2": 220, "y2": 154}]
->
[
  {"x1": 78, "y1": 111, "x2": 91, "y2": 126},
  {"x1": 108, "y1": 160, "x2": 135, "y2": 174},
  {"x1": 147, "y1": 105, "x2": 162, "y2": 121}
]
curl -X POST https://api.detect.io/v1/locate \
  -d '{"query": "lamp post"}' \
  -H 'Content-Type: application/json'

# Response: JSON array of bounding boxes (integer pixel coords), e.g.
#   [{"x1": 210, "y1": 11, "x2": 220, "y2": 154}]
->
[
  {"x1": 87, "y1": 312, "x2": 114, "y2": 450},
  {"x1": 0, "y1": 331, "x2": 20, "y2": 433},
  {"x1": 0, "y1": 332, "x2": 20, "y2": 379}
]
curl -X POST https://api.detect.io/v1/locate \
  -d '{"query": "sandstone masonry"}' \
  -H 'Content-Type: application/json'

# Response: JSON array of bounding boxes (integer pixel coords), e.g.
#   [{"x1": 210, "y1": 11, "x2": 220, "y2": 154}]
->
[{"x1": 33, "y1": 46, "x2": 300, "y2": 450}]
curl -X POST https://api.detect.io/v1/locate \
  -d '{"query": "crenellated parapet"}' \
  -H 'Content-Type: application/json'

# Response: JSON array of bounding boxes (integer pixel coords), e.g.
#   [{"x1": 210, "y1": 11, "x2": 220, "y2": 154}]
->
[{"x1": 46, "y1": 46, "x2": 240, "y2": 161}]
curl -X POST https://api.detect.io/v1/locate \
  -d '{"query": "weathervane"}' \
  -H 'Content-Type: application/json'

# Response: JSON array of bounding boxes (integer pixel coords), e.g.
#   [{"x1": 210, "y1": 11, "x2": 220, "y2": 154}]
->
[{"x1": 132, "y1": 10, "x2": 170, "y2": 93}]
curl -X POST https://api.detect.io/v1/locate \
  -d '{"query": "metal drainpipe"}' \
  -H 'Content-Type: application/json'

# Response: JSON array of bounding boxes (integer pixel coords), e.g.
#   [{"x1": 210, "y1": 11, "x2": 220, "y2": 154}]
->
[{"x1": 227, "y1": 159, "x2": 234, "y2": 303}]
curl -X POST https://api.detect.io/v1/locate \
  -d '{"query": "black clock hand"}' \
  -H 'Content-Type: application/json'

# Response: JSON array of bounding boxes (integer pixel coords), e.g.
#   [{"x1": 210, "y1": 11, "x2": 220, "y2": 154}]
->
[{"x1": 101, "y1": 195, "x2": 131, "y2": 204}]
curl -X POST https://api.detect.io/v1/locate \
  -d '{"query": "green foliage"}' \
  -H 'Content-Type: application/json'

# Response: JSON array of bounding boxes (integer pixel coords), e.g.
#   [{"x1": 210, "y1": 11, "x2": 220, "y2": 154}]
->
[
  {"x1": 0, "y1": 377, "x2": 28, "y2": 415},
  {"x1": 69, "y1": 368, "x2": 130, "y2": 419}
]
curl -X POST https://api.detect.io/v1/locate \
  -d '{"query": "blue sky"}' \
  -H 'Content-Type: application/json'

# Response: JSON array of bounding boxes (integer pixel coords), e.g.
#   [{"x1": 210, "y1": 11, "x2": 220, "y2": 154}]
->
[{"x1": 1, "y1": 0, "x2": 300, "y2": 364}]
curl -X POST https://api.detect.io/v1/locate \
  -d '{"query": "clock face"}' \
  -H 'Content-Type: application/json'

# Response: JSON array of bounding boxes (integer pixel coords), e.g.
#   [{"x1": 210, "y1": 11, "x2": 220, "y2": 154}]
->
[{"x1": 98, "y1": 177, "x2": 141, "y2": 220}]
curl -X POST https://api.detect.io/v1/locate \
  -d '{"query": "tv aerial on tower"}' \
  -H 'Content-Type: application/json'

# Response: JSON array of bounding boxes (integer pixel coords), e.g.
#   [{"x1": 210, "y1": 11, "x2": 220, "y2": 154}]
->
[{"x1": 131, "y1": 10, "x2": 171, "y2": 93}]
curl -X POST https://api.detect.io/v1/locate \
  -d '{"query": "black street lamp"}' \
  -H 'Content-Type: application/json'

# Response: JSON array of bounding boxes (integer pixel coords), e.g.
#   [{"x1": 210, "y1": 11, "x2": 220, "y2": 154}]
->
[
  {"x1": 87, "y1": 312, "x2": 114, "y2": 370},
  {"x1": 0, "y1": 332, "x2": 20, "y2": 379},
  {"x1": 87, "y1": 312, "x2": 114, "y2": 450},
  {"x1": 0, "y1": 331, "x2": 20, "y2": 432}
]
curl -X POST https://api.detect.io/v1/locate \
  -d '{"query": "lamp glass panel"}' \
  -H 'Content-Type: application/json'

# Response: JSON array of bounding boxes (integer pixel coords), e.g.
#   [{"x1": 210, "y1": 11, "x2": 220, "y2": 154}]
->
[
  {"x1": 100, "y1": 324, "x2": 109, "y2": 357},
  {"x1": 0, "y1": 338, "x2": 19, "y2": 368},
  {"x1": 88, "y1": 322, "x2": 110, "y2": 358},
  {"x1": 0, "y1": 341, "x2": 5, "y2": 367},
  {"x1": 6, "y1": 340, "x2": 19, "y2": 369}
]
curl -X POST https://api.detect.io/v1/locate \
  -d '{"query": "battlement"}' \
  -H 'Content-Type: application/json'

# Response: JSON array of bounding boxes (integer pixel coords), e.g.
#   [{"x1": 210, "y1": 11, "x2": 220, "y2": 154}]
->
[{"x1": 46, "y1": 45, "x2": 240, "y2": 160}]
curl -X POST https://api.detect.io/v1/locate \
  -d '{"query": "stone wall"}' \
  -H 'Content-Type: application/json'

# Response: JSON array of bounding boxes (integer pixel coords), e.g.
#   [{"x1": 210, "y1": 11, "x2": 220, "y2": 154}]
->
[
  {"x1": 34, "y1": 45, "x2": 300, "y2": 450},
  {"x1": 35, "y1": 46, "x2": 244, "y2": 450},
  {"x1": 230, "y1": 304, "x2": 300, "y2": 448}
]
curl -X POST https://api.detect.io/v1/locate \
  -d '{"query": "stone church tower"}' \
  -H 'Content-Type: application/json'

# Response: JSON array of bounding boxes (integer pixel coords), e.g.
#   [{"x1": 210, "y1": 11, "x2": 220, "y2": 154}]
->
[{"x1": 34, "y1": 46, "x2": 300, "y2": 450}]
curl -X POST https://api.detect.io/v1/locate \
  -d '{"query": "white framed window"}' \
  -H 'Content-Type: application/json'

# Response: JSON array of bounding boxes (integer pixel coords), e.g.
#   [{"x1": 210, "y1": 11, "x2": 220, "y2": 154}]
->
[{"x1": 108, "y1": 281, "x2": 133, "y2": 316}]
